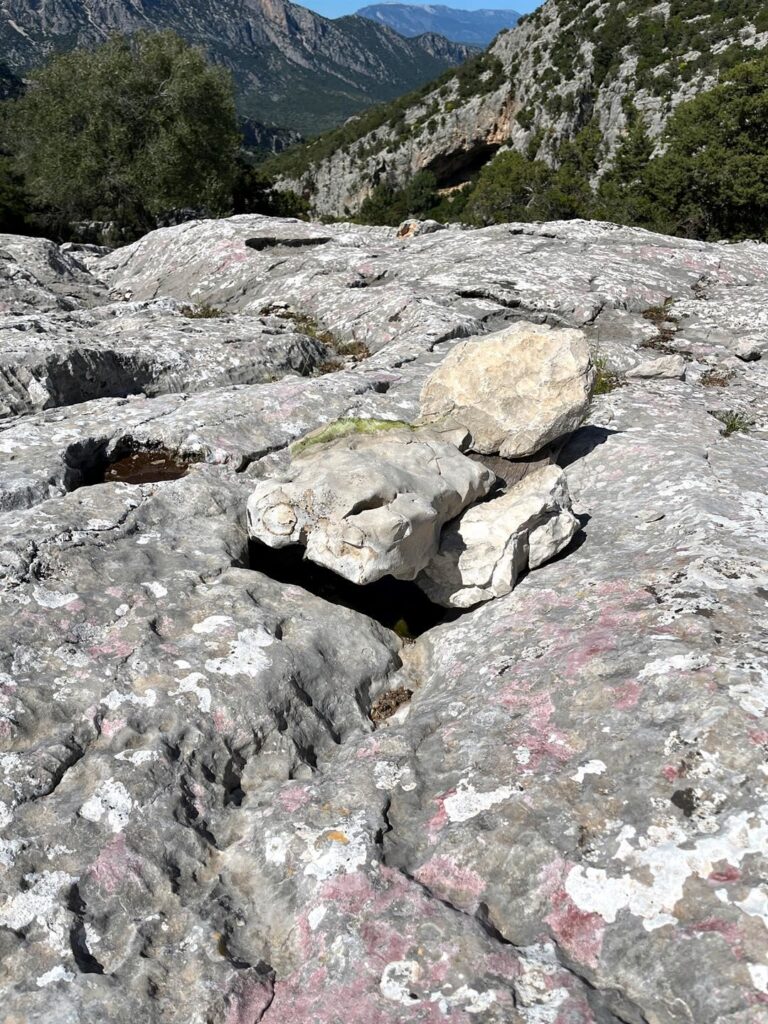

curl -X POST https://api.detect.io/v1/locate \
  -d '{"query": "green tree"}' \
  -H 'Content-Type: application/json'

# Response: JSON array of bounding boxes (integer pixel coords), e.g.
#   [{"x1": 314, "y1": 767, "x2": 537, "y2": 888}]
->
[
  {"x1": 11, "y1": 32, "x2": 239, "y2": 233},
  {"x1": 357, "y1": 170, "x2": 438, "y2": 226},
  {"x1": 463, "y1": 151, "x2": 554, "y2": 226},
  {"x1": 0, "y1": 156, "x2": 30, "y2": 233},
  {"x1": 596, "y1": 107, "x2": 656, "y2": 226},
  {"x1": 637, "y1": 56, "x2": 768, "y2": 239},
  {"x1": 544, "y1": 121, "x2": 603, "y2": 220},
  {"x1": 232, "y1": 160, "x2": 310, "y2": 219}
]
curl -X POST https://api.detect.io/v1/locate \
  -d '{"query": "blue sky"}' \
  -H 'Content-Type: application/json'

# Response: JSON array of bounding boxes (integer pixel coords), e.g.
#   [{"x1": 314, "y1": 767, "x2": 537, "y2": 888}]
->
[{"x1": 305, "y1": 0, "x2": 542, "y2": 21}]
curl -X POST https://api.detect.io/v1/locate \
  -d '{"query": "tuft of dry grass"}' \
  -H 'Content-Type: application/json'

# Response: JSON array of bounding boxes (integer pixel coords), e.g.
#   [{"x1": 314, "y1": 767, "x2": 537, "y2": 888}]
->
[
  {"x1": 700, "y1": 367, "x2": 734, "y2": 388},
  {"x1": 371, "y1": 686, "x2": 413, "y2": 724},
  {"x1": 180, "y1": 303, "x2": 225, "y2": 319}
]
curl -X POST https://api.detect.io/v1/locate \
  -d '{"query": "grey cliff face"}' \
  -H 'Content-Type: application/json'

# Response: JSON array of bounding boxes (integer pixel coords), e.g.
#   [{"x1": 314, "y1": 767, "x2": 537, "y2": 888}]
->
[
  {"x1": 0, "y1": 213, "x2": 767, "y2": 1023},
  {"x1": 279, "y1": 0, "x2": 768, "y2": 215}
]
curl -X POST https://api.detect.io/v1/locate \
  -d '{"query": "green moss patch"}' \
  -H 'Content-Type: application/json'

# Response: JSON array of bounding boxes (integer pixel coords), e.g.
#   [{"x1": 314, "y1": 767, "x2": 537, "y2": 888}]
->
[{"x1": 291, "y1": 417, "x2": 413, "y2": 456}]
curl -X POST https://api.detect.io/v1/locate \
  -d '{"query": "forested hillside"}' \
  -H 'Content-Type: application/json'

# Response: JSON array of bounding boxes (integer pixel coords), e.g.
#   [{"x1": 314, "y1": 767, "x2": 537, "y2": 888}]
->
[{"x1": 268, "y1": 0, "x2": 768, "y2": 230}]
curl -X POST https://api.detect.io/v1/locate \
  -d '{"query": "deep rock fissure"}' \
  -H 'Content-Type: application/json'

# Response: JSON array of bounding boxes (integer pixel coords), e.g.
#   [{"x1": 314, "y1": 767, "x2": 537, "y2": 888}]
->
[{"x1": 247, "y1": 538, "x2": 454, "y2": 638}]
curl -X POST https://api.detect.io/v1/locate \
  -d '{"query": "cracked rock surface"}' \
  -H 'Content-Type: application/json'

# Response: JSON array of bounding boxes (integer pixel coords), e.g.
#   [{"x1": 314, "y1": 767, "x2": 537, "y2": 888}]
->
[{"x1": 1, "y1": 214, "x2": 768, "y2": 1023}]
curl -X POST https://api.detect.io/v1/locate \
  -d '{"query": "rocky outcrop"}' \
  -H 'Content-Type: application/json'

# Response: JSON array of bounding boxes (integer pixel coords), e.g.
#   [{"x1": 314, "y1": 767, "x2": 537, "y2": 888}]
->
[
  {"x1": 0, "y1": 298, "x2": 332, "y2": 419},
  {"x1": 275, "y1": 0, "x2": 768, "y2": 215},
  {"x1": 248, "y1": 424, "x2": 493, "y2": 583},
  {"x1": 0, "y1": 0, "x2": 471, "y2": 134},
  {"x1": 626, "y1": 353, "x2": 687, "y2": 380},
  {"x1": 1, "y1": 213, "x2": 767, "y2": 1023},
  {"x1": 417, "y1": 464, "x2": 579, "y2": 607},
  {"x1": 420, "y1": 321, "x2": 594, "y2": 457}
]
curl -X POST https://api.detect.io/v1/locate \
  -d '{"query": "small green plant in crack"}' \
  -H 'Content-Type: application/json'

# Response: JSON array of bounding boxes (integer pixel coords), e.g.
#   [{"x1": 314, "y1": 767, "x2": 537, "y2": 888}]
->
[
  {"x1": 710, "y1": 409, "x2": 754, "y2": 436},
  {"x1": 291, "y1": 417, "x2": 413, "y2": 457},
  {"x1": 180, "y1": 303, "x2": 225, "y2": 319},
  {"x1": 592, "y1": 356, "x2": 624, "y2": 395},
  {"x1": 262, "y1": 305, "x2": 369, "y2": 362}
]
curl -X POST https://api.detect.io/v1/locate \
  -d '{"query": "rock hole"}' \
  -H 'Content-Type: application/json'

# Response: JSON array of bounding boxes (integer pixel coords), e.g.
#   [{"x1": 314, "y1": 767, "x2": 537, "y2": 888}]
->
[
  {"x1": 64, "y1": 439, "x2": 198, "y2": 489},
  {"x1": 671, "y1": 787, "x2": 699, "y2": 817},
  {"x1": 248, "y1": 539, "x2": 452, "y2": 638},
  {"x1": 344, "y1": 494, "x2": 392, "y2": 517},
  {"x1": 103, "y1": 450, "x2": 192, "y2": 485}
]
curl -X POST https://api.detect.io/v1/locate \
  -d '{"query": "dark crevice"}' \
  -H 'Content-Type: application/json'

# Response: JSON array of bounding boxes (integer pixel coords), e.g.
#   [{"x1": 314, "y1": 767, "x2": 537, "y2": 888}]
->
[
  {"x1": 245, "y1": 236, "x2": 331, "y2": 251},
  {"x1": 385, "y1": 857, "x2": 639, "y2": 1024},
  {"x1": 561, "y1": 962, "x2": 651, "y2": 1024},
  {"x1": 288, "y1": 675, "x2": 342, "y2": 744},
  {"x1": 222, "y1": 754, "x2": 246, "y2": 808},
  {"x1": 248, "y1": 539, "x2": 453, "y2": 638},
  {"x1": 68, "y1": 884, "x2": 105, "y2": 975},
  {"x1": 177, "y1": 772, "x2": 219, "y2": 847},
  {"x1": 17, "y1": 736, "x2": 89, "y2": 806}
]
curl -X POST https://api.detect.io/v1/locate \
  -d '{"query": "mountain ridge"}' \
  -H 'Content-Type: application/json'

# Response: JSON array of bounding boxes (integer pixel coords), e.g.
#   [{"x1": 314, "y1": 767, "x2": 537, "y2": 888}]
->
[
  {"x1": 272, "y1": 0, "x2": 768, "y2": 213},
  {"x1": 0, "y1": 0, "x2": 473, "y2": 134},
  {"x1": 356, "y1": 3, "x2": 520, "y2": 45}
]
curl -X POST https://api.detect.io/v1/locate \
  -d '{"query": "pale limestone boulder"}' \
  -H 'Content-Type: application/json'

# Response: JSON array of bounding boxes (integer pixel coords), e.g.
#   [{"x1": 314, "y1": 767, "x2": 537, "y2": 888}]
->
[
  {"x1": 626, "y1": 355, "x2": 687, "y2": 380},
  {"x1": 396, "y1": 219, "x2": 447, "y2": 239},
  {"x1": 416, "y1": 465, "x2": 579, "y2": 608},
  {"x1": 247, "y1": 426, "x2": 494, "y2": 584},
  {"x1": 419, "y1": 322, "x2": 595, "y2": 458},
  {"x1": 734, "y1": 339, "x2": 762, "y2": 362}
]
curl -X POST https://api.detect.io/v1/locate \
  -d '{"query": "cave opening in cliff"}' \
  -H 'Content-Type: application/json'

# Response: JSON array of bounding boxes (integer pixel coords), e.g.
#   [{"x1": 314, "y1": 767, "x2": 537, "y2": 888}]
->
[
  {"x1": 247, "y1": 539, "x2": 452, "y2": 638},
  {"x1": 426, "y1": 141, "x2": 501, "y2": 190}
]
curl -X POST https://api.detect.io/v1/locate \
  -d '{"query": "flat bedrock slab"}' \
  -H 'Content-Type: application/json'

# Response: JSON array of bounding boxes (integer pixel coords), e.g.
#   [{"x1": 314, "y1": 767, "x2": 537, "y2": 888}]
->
[
  {"x1": 419, "y1": 322, "x2": 595, "y2": 458},
  {"x1": 417, "y1": 464, "x2": 579, "y2": 608},
  {"x1": 626, "y1": 354, "x2": 687, "y2": 380},
  {"x1": 247, "y1": 426, "x2": 494, "y2": 584}
]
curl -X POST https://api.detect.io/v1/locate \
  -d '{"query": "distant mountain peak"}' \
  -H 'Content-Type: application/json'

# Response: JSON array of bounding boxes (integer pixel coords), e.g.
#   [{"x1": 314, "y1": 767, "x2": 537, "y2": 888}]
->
[{"x1": 356, "y1": 3, "x2": 520, "y2": 45}]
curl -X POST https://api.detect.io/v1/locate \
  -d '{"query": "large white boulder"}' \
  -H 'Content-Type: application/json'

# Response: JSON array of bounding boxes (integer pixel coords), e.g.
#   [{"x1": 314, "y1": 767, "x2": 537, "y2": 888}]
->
[
  {"x1": 416, "y1": 465, "x2": 579, "y2": 608},
  {"x1": 247, "y1": 423, "x2": 495, "y2": 585},
  {"x1": 419, "y1": 322, "x2": 595, "y2": 457}
]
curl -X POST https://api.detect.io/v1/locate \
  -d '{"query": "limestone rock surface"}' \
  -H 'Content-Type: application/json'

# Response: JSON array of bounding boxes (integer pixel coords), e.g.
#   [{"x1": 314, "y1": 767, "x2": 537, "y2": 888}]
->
[
  {"x1": 247, "y1": 426, "x2": 494, "y2": 584},
  {"x1": 420, "y1": 321, "x2": 595, "y2": 457},
  {"x1": 417, "y1": 464, "x2": 579, "y2": 608},
  {"x1": 626, "y1": 354, "x2": 687, "y2": 380},
  {"x1": 0, "y1": 214, "x2": 767, "y2": 1024},
  {"x1": 0, "y1": 299, "x2": 332, "y2": 418}
]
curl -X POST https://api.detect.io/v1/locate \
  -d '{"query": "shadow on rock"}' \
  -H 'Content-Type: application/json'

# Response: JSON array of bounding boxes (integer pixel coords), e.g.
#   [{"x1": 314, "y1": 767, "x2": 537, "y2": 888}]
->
[{"x1": 558, "y1": 425, "x2": 621, "y2": 468}]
